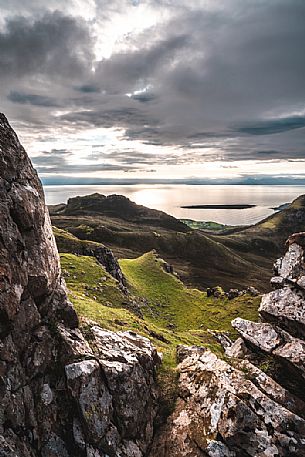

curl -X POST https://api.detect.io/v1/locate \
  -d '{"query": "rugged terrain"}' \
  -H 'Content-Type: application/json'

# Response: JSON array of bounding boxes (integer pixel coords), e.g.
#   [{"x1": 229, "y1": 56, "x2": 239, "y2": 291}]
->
[
  {"x1": 50, "y1": 195, "x2": 267, "y2": 291},
  {"x1": 1, "y1": 112, "x2": 305, "y2": 456},
  {"x1": 150, "y1": 234, "x2": 305, "y2": 456},
  {"x1": 50, "y1": 190, "x2": 305, "y2": 292},
  {"x1": 0, "y1": 113, "x2": 161, "y2": 456}
]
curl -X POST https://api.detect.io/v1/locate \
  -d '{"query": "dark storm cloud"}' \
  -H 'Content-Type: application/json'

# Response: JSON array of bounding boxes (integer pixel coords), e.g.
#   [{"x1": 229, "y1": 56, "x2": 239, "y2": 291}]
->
[
  {"x1": 75, "y1": 85, "x2": 101, "y2": 93},
  {"x1": 8, "y1": 90, "x2": 60, "y2": 107},
  {"x1": 1, "y1": 0, "x2": 305, "y2": 171},
  {"x1": 236, "y1": 117, "x2": 305, "y2": 136},
  {"x1": 0, "y1": 11, "x2": 93, "y2": 79},
  {"x1": 131, "y1": 92, "x2": 156, "y2": 103},
  {"x1": 94, "y1": 33, "x2": 189, "y2": 94},
  {"x1": 34, "y1": 161, "x2": 134, "y2": 174},
  {"x1": 35, "y1": 163, "x2": 135, "y2": 173},
  {"x1": 32, "y1": 149, "x2": 72, "y2": 169},
  {"x1": 32, "y1": 150, "x2": 136, "y2": 174}
]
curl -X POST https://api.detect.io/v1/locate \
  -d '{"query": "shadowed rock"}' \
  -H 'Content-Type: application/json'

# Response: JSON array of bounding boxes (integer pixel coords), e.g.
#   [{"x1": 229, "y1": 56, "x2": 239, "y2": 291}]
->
[{"x1": 0, "y1": 113, "x2": 160, "y2": 456}]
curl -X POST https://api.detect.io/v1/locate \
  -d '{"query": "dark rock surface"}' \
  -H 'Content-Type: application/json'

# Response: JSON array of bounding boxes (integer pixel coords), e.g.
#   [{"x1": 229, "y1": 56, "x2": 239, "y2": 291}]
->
[
  {"x1": 150, "y1": 233, "x2": 305, "y2": 456},
  {"x1": 0, "y1": 113, "x2": 160, "y2": 456},
  {"x1": 53, "y1": 227, "x2": 127, "y2": 288}
]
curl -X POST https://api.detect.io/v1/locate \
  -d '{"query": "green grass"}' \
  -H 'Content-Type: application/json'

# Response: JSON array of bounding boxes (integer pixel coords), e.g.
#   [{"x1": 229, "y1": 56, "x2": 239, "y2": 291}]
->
[
  {"x1": 53, "y1": 226, "x2": 102, "y2": 254},
  {"x1": 60, "y1": 251, "x2": 260, "y2": 370},
  {"x1": 59, "y1": 250, "x2": 261, "y2": 416},
  {"x1": 180, "y1": 219, "x2": 235, "y2": 231},
  {"x1": 119, "y1": 251, "x2": 260, "y2": 333},
  {"x1": 60, "y1": 253, "x2": 124, "y2": 307}
]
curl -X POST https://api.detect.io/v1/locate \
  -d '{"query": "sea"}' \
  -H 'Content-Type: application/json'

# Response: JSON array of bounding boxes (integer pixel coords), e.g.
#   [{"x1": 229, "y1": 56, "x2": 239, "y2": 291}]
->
[{"x1": 43, "y1": 184, "x2": 305, "y2": 226}]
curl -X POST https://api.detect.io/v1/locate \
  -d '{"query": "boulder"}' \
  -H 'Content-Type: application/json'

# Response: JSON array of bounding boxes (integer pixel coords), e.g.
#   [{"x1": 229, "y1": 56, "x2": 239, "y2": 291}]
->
[
  {"x1": 150, "y1": 349, "x2": 305, "y2": 457},
  {"x1": 150, "y1": 233, "x2": 305, "y2": 456}
]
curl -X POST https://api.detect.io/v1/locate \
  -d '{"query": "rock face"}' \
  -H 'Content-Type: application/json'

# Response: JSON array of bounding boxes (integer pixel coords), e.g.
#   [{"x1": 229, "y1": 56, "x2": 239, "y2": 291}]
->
[
  {"x1": 150, "y1": 233, "x2": 305, "y2": 456},
  {"x1": 0, "y1": 113, "x2": 160, "y2": 456},
  {"x1": 53, "y1": 227, "x2": 127, "y2": 288},
  {"x1": 92, "y1": 245, "x2": 127, "y2": 288}
]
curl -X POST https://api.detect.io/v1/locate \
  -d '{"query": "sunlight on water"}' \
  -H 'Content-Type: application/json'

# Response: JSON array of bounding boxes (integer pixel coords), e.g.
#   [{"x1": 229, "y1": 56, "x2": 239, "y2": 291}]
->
[{"x1": 44, "y1": 184, "x2": 305, "y2": 226}]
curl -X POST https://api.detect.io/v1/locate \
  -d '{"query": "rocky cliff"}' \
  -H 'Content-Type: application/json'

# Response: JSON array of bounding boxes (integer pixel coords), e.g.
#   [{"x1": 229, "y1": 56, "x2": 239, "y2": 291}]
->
[
  {"x1": 2, "y1": 111, "x2": 305, "y2": 457},
  {"x1": 150, "y1": 234, "x2": 305, "y2": 456},
  {"x1": 0, "y1": 113, "x2": 160, "y2": 457}
]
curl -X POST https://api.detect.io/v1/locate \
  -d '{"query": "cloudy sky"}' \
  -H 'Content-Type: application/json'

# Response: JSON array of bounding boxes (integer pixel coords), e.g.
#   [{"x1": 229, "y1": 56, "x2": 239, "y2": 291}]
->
[{"x1": 1, "y1": 0, "x2": 305, "y2": 183}]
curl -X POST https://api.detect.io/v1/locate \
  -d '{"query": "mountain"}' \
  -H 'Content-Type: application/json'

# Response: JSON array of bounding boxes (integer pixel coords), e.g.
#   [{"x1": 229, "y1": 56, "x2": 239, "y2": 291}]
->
[{"x1": 50, "y1": 192, "x2": 189, "y2": 232}]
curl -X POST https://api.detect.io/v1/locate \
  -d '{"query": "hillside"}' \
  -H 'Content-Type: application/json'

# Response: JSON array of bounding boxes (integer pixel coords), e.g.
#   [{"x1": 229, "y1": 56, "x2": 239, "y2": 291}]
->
[
  {"x1": 50, "y1": 192, "x2": 189, "y2": 232},
  {"x1": 51, "y1": 192, "x2": 305, "y2": 292},
  {"x1": 214, "y1": 194, "x2": 305, "y2": 260},
  {"x1": 61, "y1": 249, "x2": 260, "y2": 367},
  {"x1": 50, "y1": 194, "x2": 271, "y2": 291}
]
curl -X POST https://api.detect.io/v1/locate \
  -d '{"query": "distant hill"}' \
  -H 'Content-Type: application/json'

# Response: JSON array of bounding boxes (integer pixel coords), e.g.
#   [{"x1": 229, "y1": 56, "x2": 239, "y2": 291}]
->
[
  {"x1": 49, "y1": 193, "x2": 273, "y2": 291},
  {"x1": 49, "y1": 192, "x2": 305, "y2": 292},
  {"x1": 214, "y1": 194, "x2": 305, "y2": 259},
  {"x1": 50, "y1": 193, "x2": 189, "y2": 233}
]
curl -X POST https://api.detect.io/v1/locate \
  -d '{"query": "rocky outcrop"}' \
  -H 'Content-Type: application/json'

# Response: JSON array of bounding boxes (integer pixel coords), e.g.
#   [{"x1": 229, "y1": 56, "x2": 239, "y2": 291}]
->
[
  {"x1": 91, "y1": 245, "x2": 127, "y2": 289},
  {"x1": 53, "y1": 227, "x2": 127, "y2": 289},
  {"x1": 0, "y1": 113, "x2": 160, "y2": 456},
  {"x1": 150, "y1": 233, "x2": 305, "y2": 456}
]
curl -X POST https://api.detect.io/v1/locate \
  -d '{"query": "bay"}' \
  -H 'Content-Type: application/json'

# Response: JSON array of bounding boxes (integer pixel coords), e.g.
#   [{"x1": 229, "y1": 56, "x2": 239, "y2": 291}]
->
[{"x1": 43, "y1": 184, "x2": 305, "y2": 226}]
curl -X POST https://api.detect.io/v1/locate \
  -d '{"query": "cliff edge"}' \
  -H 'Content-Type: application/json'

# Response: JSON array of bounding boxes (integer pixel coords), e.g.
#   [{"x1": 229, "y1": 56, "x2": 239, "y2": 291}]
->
[{"x1": 0, "y1": 113, "x2": 160, "y2": 456}]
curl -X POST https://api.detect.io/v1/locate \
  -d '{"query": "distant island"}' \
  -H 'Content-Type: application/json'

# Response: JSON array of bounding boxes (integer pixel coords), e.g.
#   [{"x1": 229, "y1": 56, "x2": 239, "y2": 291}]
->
[{"x1": 180, "y1": 204, "x2": 256, "y2": 209}]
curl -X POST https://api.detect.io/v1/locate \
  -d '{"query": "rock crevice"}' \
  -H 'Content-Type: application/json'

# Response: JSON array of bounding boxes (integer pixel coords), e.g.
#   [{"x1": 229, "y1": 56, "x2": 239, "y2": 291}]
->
[{"x1": 150, "y1": 233, "x2": 305, "y2": 456}]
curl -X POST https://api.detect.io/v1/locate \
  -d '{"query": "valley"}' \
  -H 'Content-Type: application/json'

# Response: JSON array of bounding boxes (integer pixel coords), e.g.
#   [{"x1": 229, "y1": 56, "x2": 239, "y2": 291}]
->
[{"x1": 50, "y1": 192, "x2": 305, "y2": 292}]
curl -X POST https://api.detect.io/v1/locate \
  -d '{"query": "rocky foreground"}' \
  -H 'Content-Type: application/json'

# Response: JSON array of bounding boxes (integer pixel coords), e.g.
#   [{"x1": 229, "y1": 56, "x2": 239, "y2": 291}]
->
[
  {"x1": 0, "y1": 113, "x2": 160, "y2": 457},
  {"x1": 149, "y1": 235, "x2": 305, "y2": 456},
  {"x1": 1, "y1": 113, "x2": 305, "y2": 456}
]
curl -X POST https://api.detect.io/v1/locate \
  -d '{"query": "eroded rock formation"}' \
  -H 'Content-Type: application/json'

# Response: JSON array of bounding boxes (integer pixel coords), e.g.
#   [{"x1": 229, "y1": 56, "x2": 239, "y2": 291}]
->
[
  {"x1": 2, "y1": 111, "x2": 305, "y2": 457},
  {"x1": 0, "y1": 113, "x2": 160, "y2": 456},
  {"x1": 150, "y1": 234, "x2": 305, "y2": 456}
]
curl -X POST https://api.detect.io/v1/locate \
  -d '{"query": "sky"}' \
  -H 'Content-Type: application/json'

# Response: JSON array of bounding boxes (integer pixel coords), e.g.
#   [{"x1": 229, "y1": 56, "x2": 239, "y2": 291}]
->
[{"x1": 0, "y1": 0, "x2": 305, "y2": 184}]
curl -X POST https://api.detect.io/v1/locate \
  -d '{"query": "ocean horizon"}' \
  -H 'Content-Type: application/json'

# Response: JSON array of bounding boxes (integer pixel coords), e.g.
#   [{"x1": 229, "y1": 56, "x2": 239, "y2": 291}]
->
[{"x1": 43, "y1": 184, "x2": 305, "y2": 226}]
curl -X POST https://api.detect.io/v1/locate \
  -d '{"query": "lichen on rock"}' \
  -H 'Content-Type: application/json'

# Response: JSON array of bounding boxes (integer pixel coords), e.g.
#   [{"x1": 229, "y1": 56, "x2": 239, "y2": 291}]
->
[
  {"x1": 0, "y1": 113, "x2": 160, "y2": 456},
  {"x1": 150, "y1": 233, "x2": 305, "y2": 456}
]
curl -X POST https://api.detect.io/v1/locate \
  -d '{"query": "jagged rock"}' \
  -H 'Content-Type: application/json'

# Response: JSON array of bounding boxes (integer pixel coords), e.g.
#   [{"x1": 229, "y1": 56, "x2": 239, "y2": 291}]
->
[
  {"x1": 208, "y1": 330, "x2": 233, "y2": 350},
  {"x1": 177, "y1": 344, "x2": 206, "y2": 363},
  {"x1": 225, "y1": 337, "x2": 249, "y2": 359},
  {"x1": 163, "y1": 262, "x2": 174, "y2": 274},
  {"x1": 232, "y1": 318, "x2": 305, "y2": 383},
  {"x1": 88, "y1": 245, "x2": 128, "y2": 289},
  {"x1": 150, "y1": 349, "x2": 305, "y2": 457},
  {"x1": 0, "y1": 114, "x2": 160, "y2": 457},
  {"x1": 260, "y1": 286, "x2": 305, "y2": 338},
  {"x1": 226, "y1": 288, "x2": 239, "y2": 300},
  {"x1": 150, "y1": 234, "x2": 305, "y2": 456},
  {"x1": 246, "y1": 286, "x2": 260, "y2": 296}
]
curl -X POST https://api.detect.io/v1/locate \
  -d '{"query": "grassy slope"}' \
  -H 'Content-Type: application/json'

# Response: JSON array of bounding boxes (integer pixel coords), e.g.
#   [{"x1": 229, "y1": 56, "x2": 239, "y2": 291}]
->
[
  {"x1": 52, "y1": 214, "x2": 268, "y2": 291},
  {"x1": 120, "y1": 251, "x2": 260, "y2": 332},
  {"x1": 51, "y1": 194, "x2": 305, "y2": 293},
  {"x1": 60, "y1": 251, "x2": 260, "y2": 368},
  {"x1": 180, "y1": 219, "x2": 237, "y2": 231}
]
